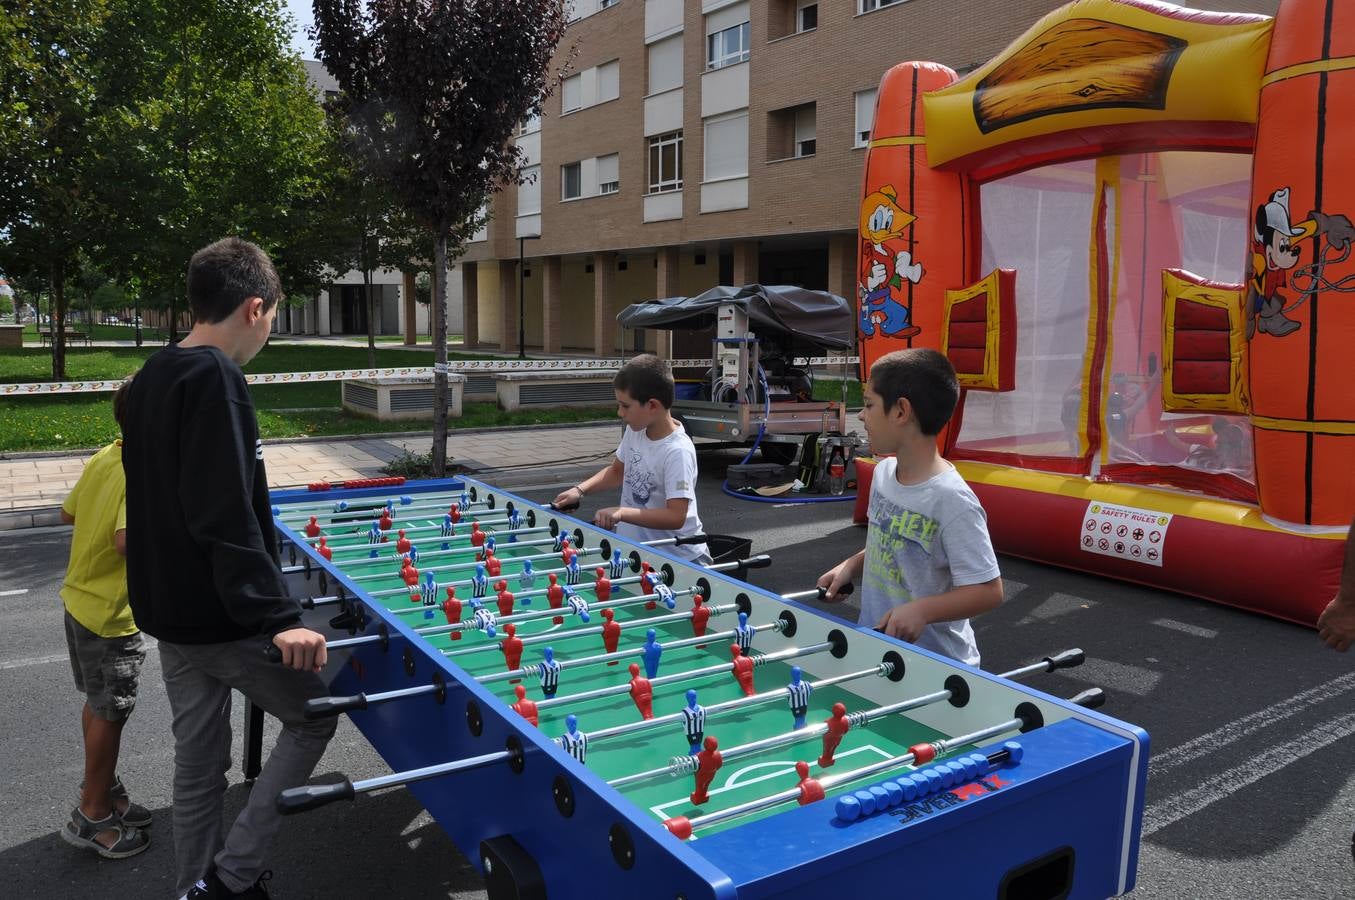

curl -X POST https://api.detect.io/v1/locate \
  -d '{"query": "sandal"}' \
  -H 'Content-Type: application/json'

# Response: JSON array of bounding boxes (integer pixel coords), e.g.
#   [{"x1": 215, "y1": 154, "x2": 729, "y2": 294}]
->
[
  {"x1": 110, "y1": 776, "x2": 153, "y2": 827},
  {"x1": 59, "y1": 807, "x2": 149, "y2": 859}
]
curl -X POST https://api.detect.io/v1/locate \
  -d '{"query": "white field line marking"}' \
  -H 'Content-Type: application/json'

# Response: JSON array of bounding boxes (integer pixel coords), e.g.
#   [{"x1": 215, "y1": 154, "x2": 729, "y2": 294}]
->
[
  {"x1": 648, "y1": 744, "x2": 894, "y2": 819},
  {"x1": 0, "y1": 653, "x2": 68, "y2": 670},
  {"x1": 1150, "y1": 670, "x2": 1355, "y2": 778},
  {"x1": 0, "y1": 589, "x2": 30, "y2": 597},
  {"x1": 1143, "y1": 710, "x2": 1355, "y2": 837},
  {"x1": 1150, "y1": 618, "x2": 1218, "y2": 638}
]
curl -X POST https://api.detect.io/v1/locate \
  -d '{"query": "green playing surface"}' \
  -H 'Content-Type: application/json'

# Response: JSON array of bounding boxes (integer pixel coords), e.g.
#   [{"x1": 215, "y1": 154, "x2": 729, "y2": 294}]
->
[{"x1": 289, "y1": 492, "x2": 958, "y2": 837}]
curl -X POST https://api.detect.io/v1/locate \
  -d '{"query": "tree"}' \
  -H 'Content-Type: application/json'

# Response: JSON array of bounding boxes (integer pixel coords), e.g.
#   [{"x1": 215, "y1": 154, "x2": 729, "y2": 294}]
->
[
  {"x1": 0, "y1": 0, "x2": 110, "y2": 378},
  {"x1": 314, "y1": 0, "x2": 570, "y2": 475}
]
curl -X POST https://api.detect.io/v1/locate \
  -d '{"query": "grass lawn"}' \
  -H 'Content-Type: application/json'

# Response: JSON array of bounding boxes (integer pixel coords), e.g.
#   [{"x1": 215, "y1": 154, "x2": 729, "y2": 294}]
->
[
  {"x1": 0, "y1": 342, "x2": 607, "y2": 452},
  {"x1": 813, "y1": 376, "x2": 863, "y2": 408}
]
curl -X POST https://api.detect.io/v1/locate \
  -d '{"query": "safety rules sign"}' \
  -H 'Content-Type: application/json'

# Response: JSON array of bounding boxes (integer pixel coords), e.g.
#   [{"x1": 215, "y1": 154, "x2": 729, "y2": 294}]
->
[{"x1": 1079, "y1": 502, "x2": 1172, "y2": 567}]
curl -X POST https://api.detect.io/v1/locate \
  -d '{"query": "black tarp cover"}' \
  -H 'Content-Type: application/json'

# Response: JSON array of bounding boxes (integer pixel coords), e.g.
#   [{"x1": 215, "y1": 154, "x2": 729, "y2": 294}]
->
[{"x1": 615, "y1": 284, "x2": 854, "y2": 350}]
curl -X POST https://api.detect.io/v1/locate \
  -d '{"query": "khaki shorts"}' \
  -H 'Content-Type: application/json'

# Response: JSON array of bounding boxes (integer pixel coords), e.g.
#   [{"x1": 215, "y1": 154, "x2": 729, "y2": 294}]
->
[{"x1": 64, "y1": 611, "x2": 146, "y2": 721}]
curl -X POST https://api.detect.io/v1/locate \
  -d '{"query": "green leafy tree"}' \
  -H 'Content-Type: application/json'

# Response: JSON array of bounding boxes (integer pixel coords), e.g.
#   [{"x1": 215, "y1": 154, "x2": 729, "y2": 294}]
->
[{"x1": 314, "y1": 0, "x2": 570, "y2": 475}]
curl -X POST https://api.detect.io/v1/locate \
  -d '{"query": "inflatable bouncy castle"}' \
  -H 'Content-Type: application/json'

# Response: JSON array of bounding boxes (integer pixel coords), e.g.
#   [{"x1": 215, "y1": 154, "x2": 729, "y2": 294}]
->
[{"x1": 858, "y1": 0, "x2": 1355, "y2": 625}]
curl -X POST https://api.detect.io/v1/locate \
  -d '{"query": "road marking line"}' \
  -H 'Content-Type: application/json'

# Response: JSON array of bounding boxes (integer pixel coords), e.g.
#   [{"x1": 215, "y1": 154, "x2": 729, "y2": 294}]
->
[
  {"x1": 1150, "y1": 618, "x2": 1218, "y2": 638},
  {"x1": 0, "y1": 653, "x2": 67, "y2": 670},
  {"x1": 1150, "y1": 670, "x2": 1355, "y2": 778},
  {"x1": 648, "y1": 744, "x2": 893, "y2": 819},
  {"x1": 1143, "y1": 710, "x2": 1355, "y2": 836},
  {"x1": 0, "y1": 589, "x2": 30, "y2": 597}
]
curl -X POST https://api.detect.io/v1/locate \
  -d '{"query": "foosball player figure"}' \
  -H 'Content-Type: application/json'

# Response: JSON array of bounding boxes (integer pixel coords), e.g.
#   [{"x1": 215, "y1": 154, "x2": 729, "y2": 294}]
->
[
  {"x1": 442, "y1": 587, "x2": 463, "y2": 639},
  {"x1": 448, "y1": 502, "x2": 462, "y2": 524},
  {"x1": 506, "y1": 508, "x2": 522, "y2": 535},
  {"x1": 627, "y1": 662, "x2": 654, "y2": 720},
  {"x1": 546, "y1": 573, "x2": 565, "y2": 625},
  {"x1": 609, "y1": 548, "x2": 625, "y2": 580},
  {"x1": 560, "y1": 714, "x2": 587, "y2": 763},
  {"x1": 691, "y1": 594, "x2": 710, "y2": 646},
  {"x1": 733, "y1": 610, "x2": 754, "y2": 654},
  {"x1": 559, "y1": 538, "x2": 574, "y2": 565},
  {"x1": 419, "y1": 571, "x2": 438, "y2": 607},
  {"x1": 395, "y1": 529, "x2": 411, "y2": 555},
  {"x1": 440, "y1": 514, "x2": 456, "y2": 542},
  {"x1": 304, "y1": 515, "x2": 321, "y2": 538},
  {"x1": 485, "y1": 549, "x2": 502, "y2": 578},
  {"x1": 601, "y1": 608, "x2": 622, "y2": 663},
  {"x1": 314, "y1": 536, "x2": 332, "y2": 561},
  {"x1": 795, "y1": 760, "x2": 825, "y2": 806},
  {"x1": 471, "y1": 563, "x2": 489, "y2": 599},
  {"x1": 818, "y1": 702, "x2": 850, "y2": 768},
  {"x1": 690, "y1": 736, "x2": 723, "y2": 806},
  {"x1": 539, "y1": 647, "x2": 561, "y2": 698},
  {"x1": 511, "y1": 684, "x2": 538, "y2": 727},
  {"x1": 786, "y1": 666, "x2": 813, "y2": 729},
  {"x1": 681, "y1": 689, "x2": 706, "y2": 754},
  {"x1": 642, "y1": 628, "x2": 663, "y2": 679},
  {"x1": 640, "y1": 562, "x2": 658, "y2": 609},
  {"x1": 730, "y1": 644, "x2": 756, "y2": 696},
  {"x1": 459, "y1": 489, "x2": 470, "y2": 510},
  {"x1": 653, "y1": 583, "x2": 677, "y2": 609},
  {"x1": 495, "y1": 580, "x2": 515, "y2": 617},
  {"x1": 519, "y1": 559, "x2": 536, "y2": 593},
  {"x1": 400, "y1": 559, "x2": 420, "y2": 589},
  {"x1": 593, "y1": 567, "x2": 612, "y2": 602},
  {"x1": 553, "y1": 531, "x2": 569, "y2": 553},
  {"x1": 501, "y1": 623, "x2": 524, "y2": 678},
  {"x1": 565, "y1": 587, "x2": 590, "y2": 623},
  {"x1": 563, "y1": 550, "x2": 581, "y2": 585},
  {"x1": 471, "y1": 601, "x2": 498, "y2": 638},
  {"x1": 470, "y1": 522, "x2": 486, "y2": 549},
  {"x1": 378, "y1": 508, "x2": 393, "y2": 531}
]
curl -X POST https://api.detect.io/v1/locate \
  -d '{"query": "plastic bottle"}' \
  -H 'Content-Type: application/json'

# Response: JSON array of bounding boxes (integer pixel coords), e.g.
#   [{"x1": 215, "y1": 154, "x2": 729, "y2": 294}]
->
[{"x1": 828, "y1": 446, "x2": 846, "y2": 495}]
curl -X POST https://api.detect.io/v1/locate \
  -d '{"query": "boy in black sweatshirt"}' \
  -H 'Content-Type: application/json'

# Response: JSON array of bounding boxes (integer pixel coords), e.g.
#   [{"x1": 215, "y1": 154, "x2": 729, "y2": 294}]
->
[{"x1": 123, "y1": 238, "x2": 335, "y2": 899}]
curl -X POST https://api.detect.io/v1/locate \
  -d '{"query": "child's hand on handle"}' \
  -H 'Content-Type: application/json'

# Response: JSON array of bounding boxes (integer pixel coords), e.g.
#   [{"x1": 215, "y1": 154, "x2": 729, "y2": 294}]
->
[
  {"x1": 272, "y1": 627, "x2": 328, "y2": 673},
  {"x1": 875, "y1": 603, "x2": 927, "y2": 642},
  {"x1": 551, "y1": 485, "x2": 584, "y2": 511},
  {"x1": 816, "y1": 564, "x2": 852, "y2": 602},
  {"x1": 594, "y1": 507, "x2": 626, "y2": 529}
]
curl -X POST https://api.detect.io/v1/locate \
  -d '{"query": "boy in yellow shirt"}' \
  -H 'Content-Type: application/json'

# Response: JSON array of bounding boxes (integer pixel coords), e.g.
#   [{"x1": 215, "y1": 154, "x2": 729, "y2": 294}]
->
[{"x1": 58, "y1": 379, "x2": 151, "y2": 859}]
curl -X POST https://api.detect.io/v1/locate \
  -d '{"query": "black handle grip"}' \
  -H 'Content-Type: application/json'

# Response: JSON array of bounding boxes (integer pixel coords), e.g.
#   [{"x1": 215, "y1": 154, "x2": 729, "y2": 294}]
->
[
  {"x1": 816, "y1": 582, "x2": 854, "y2": 600},
  {"x1": 276, "y1": 780, "x2": 355, "y2": 814},
  {"x1": 264, "y1": 643, "x2": 283, "y2": 664},
  {"x1": 736, "y1": 554, "x2": 772, "y2": 571},
  {"x1": 674, "y1": 533, "x2": 709, "y2": 546},
  {"x1": 304, "y1": 694, "x2": 369, "y2": 720},
  {"x1": 1044, "y1": 648, "x2": 1085, "y2": 671},
  {"x1": 1068, "y1": 688, "x2": 1106, "y2": 709},
  {"x1": 548, "y1": 499, "x2": 580, "y2": 512}
]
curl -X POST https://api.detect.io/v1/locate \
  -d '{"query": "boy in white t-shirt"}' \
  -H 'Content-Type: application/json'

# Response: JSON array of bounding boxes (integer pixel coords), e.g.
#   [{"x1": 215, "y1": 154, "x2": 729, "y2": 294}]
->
[
  {"x1": 553, "y1": 354, "x2": 711, "y2": 564},
  {"x1": 817, "y1": 348, "x2": 1003, "y2": 667}
]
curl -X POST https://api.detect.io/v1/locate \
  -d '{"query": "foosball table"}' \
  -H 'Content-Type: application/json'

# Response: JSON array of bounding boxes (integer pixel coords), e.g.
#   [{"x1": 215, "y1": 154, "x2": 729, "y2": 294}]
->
[{"x1": 266, "y1": 476, "x2": 1149, "y2": 899}]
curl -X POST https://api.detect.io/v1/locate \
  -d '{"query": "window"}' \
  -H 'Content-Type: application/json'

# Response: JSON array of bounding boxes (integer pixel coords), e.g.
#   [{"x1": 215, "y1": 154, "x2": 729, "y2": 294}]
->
[
  {"x1": 597, "y1": 60, "x2": 620, "y2": 104},
  {"x1": 562, "y1": 162, "x2": 582, "y2": 200},
  {"x1": 798, "y1": 1, "x2": 818, "y2": 31},
  {"x1": 860, "y1": 0, "x2": 905, "y2": 12},
  {"x1": 597, "y1": 153, "x2": 620, "y2": 195},
  {"x1": 704, "y1": 111, "x2": 748, "y2": 181},
  {"x1": 520, "y1": 111, "x2": 541, "y2": 135},
  {"x1": 795, "y1": 105, "x2": 816, "y2": 157},
  {"x1": 562, "y1": 74, "x2": 581, "y2": 113},
  {"x1": 647, "y1": 34, "x2": 683, "y2": 95},
  {"x1": 648, "y1": 131, "x2": 683, "y2": 193},
  {"x1": 600, "y1": 0, "x2": 618, "y2": 7},
  {"x1": 854, "y1": 89, "x2": 877, "y2": 148},
  {"x1": 518, "y1": 165, "x2": 541, "y2": 215},
  {"x1": 707, "y1": 22, "x2": 750, "y2": 70}
]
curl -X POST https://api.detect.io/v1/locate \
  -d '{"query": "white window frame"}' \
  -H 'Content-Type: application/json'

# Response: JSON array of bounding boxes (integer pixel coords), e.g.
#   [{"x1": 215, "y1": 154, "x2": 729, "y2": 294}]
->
[
  {"x1": 703, "y1": 110, "x2": 749, "y2": 182},
  {"x1": 854, "y1": 88, "x2": 877, "y2": 148},
  {"x1": 794, "y1": 105, "x2": 816, "y2": 158},
  {"x1": 562, "y1": 162, "x2": 582, "y2": 201},
  {"x1": 859, "y1": 0, "x2": 906, "y2": 13},
  {"x1": 647, "y1": 131, "x2": 684, "y2": 194},
  {"x1": 797, "y1": 1, "x2": 818, "y2": 32},
  {"x1": 597, "y1": 153, "x2": 620, "y2": 195},
  {"x1": 520, "y1": 111, "x2": 542, "y2": 135},
  {"x1": 706, "y1": 21, "x2": 750, "y2": 71},
  {"x1": 562, "y1": 74, "x2": 582, "y2": 113},
  {"x1": 597, "y1": 59, "x2": 620, "y2": 104},
  {"x1": 600, "y1": 0, "x2": 618, "y2": 7}
]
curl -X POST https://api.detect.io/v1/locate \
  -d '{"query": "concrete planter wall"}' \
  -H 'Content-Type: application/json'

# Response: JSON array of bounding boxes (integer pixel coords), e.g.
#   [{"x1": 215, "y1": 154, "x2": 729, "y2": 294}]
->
[{"x1": 342, "y1": 376, "x2": 466, "y2": 421}]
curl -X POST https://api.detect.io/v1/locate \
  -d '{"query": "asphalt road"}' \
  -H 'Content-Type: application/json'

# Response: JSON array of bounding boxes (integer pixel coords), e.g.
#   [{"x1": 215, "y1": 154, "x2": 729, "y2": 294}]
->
[{"x1": 4, "y1": 452, "x2": 1355, "y2": 898}]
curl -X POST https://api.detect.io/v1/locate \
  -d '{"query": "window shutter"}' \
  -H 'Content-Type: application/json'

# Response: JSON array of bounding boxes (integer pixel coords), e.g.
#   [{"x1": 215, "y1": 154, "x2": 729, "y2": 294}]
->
[
  {"x1": 1161, "y1": 269, "x2": 1248, "y2": 413},
  {"x1": 941, "y1": 268, "x2": 1016, "y2": 391}
]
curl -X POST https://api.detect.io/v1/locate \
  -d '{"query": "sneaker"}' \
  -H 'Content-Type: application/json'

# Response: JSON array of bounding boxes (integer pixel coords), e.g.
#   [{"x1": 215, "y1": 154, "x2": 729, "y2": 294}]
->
[
  {"x1": 58, "y1": 807, "x2": 149, "y2": 859},
  {"x1": 181, "y1": 870, "x2": 272, "y2": 899}
]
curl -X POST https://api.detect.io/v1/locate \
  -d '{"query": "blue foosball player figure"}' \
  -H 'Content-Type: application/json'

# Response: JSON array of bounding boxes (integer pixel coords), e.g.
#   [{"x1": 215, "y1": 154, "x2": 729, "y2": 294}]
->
[
  {"x1": 681, "y1": 689, "x2": 706, "y2": 754},
  {"x1": 786, "y1": 666, "x2": 813, "y2": 729},
  {"x1": 472, "y1": 563, "x2": 488, "y2": 599},
  {"x1": 518, "y1": 559, "x2": 536, "y2": 594},
  {"x1": 734, "y1": 611, "x2": 754, "y2": 654},
  {"x1": 559, "y1": 714, "x2": 587, "y2": 763},
  {"x1": 609, "y1": 549, "x2": 625, "y2": 580},
  {"x1": 539, "y1": 647, "x2": 561, "y2": 698},
  {"x1": 642, "y1": 628, "x2": 663, "y2": 678}
]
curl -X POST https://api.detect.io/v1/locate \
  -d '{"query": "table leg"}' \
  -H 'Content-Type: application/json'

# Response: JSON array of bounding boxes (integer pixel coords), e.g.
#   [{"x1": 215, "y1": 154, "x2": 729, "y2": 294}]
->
[{"x1": 242, "y1": 695, "x2": 265, "y2": 780}]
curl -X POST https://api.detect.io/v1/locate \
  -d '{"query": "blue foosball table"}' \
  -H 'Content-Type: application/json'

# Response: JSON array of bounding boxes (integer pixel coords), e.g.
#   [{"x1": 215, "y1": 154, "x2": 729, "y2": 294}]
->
[{"x1": 266, "y1": 477, "x2": 1149, "y2": 899}]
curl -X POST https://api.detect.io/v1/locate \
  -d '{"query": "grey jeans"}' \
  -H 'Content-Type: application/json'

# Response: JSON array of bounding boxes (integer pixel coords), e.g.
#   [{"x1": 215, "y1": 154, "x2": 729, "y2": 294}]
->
[{"x1": 158, "y1": 637, "x2": 336, "y2": 896}]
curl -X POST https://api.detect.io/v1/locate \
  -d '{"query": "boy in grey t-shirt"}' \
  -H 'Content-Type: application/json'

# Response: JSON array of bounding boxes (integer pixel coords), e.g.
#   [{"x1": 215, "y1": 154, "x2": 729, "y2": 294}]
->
[{"x1": 818, "y1": 349, "x2": 1002, "y2": 667}]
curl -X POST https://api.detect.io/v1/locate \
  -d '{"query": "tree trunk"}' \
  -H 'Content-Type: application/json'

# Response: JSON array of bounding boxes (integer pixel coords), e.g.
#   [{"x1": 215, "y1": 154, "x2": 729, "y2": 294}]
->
[
  {"x1": 364, "y1": 235, "x2": 377, "y2": 369},
  {"x1": 431, "y1": 230, "x2": 449, "y2": 477},
  {"x1": 51, "y1": 262, "x2": 67, "y2": 381}
]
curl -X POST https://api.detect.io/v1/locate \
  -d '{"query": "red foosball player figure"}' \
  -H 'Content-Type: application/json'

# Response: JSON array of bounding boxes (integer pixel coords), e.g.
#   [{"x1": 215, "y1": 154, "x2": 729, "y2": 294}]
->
[
  {"x1": 690, "y1": 594, "x2": 710, "y2": 645},
  {"x1": 314, "y1": 536, "x2": 332, "y2": 561},
  {"x1": 559, "y1": 539, "x2": 573, "y2": 565},
  {"x1": 495, "y1": 580, "x2": 515, "y2": 617},
  {"x1": 818, "y1": 702, "x2": 851, "y2": 768},
  {"x1": 547, "y1": 573, "x2": 565, "y2": 625},
  {"x1": 395, "y1": 529, "x2": 411, "y2": 555},
  {"x1": 401, "y1": 560, "x2": 420, "y2": 588},
  {"x1": 690, "y1": 736, "x2": 723, "y2": 806},
  {"x1": 627, "y1": 662, "x2": 654, "y2": 720},
  {"x1": 593, "y1": 567, "x2": 612, "y2": 602},
  {"x1": 730, "y1": 644, "x2": 755, "y2": 696},
  {"x1": 442, "y1": 587, "x2": 463, "y2": 639},
  {"x1": 448, "y1": 502, "x2": 462, "y2": 524},
  {"x1": 304, "y1": 515, "x2": 321, "y2": 538},
  {"x1": 640, "y1": 562, "x2": 657, "y2": 609},
  {"x1": 485, "y1": 550, "x2": 502, "y2": 578},
  {"x1": 470, "y1": 522, "x2": 486, "y2": 548},
  {"x1": 378, "y1": 509, "x2": 394, "y2": 531},
  {"x1": 501, "y1": 623, "x2": 524, "y2": 677},
  {"x1": 600, "y1": 608, "x2": 621, "y2": 663},
  {"x1": 795, "y1": 760, "x2": 824, "y2": 806},
  {"x1": 511, "y1": 683, "x2": 539, "y2": 727}
]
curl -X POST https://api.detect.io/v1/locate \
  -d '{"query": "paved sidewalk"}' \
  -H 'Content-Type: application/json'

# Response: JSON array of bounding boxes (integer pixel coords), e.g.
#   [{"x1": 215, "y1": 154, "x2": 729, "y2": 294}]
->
[{"x1": 0, "y1": 422, "x2": 624, "y2": 531}]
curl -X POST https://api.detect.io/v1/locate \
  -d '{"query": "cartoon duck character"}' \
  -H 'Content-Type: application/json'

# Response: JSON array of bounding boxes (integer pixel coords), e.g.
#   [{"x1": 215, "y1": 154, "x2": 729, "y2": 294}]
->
[
  {"x1": 1248, "y1": 187, "x2": 1355, "y2": 339},
  {"x1": 859, "y1": 184, "x2": 924, "y2": 339}
]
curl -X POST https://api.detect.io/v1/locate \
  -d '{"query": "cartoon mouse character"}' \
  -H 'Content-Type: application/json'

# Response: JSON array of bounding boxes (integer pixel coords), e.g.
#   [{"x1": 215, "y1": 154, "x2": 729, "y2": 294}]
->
[
  {"x1": 858, "y1": 184, "x2": 923, "y2": 339},
  {"x1": 1248, "y1": 187, "x2": 1355, "y2": 339}
]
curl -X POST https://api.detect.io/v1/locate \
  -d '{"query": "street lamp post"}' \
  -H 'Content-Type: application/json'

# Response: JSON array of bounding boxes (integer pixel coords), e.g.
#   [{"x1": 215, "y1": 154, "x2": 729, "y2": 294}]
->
[{"x1": 518, "y1": 234, "x2": 541, "y2": 360}]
